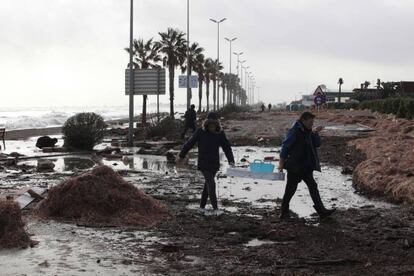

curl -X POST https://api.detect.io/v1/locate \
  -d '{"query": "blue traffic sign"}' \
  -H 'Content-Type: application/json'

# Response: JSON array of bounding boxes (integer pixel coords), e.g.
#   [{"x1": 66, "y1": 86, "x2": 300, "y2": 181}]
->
[{"x1": 314, "y1": 95, "x2": 326, "y2": 106}]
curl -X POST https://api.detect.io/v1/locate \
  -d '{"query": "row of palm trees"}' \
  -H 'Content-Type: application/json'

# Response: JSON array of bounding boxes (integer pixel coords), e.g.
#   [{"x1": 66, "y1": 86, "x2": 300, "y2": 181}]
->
[{"x1": 126, "y1": 28, "x2": 247, "y2": 122}]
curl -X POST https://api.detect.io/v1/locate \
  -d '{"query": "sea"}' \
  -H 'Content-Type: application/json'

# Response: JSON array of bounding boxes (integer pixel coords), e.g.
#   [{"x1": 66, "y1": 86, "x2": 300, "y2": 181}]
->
[{"x1": 0, "y1": 104, "x2": 187, "y2": 130}]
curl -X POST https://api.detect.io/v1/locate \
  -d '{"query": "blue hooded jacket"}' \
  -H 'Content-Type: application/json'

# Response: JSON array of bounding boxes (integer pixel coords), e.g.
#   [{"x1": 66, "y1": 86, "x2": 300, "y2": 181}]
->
[{"x1": 280, "y1": 120, "x2": 321, "y2": 174}]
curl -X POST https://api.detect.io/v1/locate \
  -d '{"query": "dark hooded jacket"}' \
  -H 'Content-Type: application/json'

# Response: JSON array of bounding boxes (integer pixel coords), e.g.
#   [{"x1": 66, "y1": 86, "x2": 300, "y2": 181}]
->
[
  {"x1": 179, "y1": 119, "x2": 234, "y2": 172},
  {"x1": 184, "y1": 108, "x2": 197, "y2": 127},
  {"x1": 280, "y1": 120, "x2": 321, "y2": 174}
]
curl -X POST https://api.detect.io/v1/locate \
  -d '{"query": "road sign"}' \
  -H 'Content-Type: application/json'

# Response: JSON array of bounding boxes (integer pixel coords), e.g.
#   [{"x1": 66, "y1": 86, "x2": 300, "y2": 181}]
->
[
  {"x1": 314, "y1": 95, "x2": 326, "y2": 106},
  {"x1": 313, "y1": 85, "x2": 326, "y2": 96},
  {"x1": 179, "y1": 75, "x2": 198, "y2": 88},
  {"x1": 125, "y1": 69, "x2": 166, "y2": 95}
]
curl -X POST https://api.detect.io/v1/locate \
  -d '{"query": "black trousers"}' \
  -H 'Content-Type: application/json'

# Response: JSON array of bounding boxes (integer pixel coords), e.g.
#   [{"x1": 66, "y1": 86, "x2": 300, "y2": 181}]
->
[
  {"x1": 200, "y1": 170, "x2": 218, "y2": 209},
  {"x1": 281, "y1": 171, "x2": 325, "y2": 212},
  {"x1": 181, "y1": 124, "x2": 196, "y2": 139}
]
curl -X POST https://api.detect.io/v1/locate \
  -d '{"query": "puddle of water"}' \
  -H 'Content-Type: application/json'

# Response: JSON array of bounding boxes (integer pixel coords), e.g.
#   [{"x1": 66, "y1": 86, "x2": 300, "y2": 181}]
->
[
  {"x1": 0, "y1": 221, "x2": 149, "y2": 275},
  {"x1": 244, "y1": 238, "x2": 275, "y2": 247},
  {"x1": 211, "y1": 147, "x2": 394, "y2": 218},
  {"x1": 102, "y1": 154, "x2": 175, "y2": 173},
  {"x1": 2, "y1": 135, "x2": 64, "y2": 156}
]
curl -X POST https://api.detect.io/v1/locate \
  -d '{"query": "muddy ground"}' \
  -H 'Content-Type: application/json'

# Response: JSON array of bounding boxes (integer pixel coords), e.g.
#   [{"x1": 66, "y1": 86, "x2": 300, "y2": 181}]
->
[{"x1": 1, "y1": 110, "x2": 414, "y2": 275}]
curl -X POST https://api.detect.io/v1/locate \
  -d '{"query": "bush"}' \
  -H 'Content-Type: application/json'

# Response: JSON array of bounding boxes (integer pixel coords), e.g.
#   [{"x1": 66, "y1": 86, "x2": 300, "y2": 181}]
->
[
  {"x1": 63, "y1": 112, "x2": 106, "y2": 150},
  {"x1": 358, "y1": 97, "x2": 414, "y2": 119},
  {"x1": 147, "y1": 117, "x2": 183, "y2": 139},
  {"x1": 327, "y1": 102, "x2": 359, "y2": 110},
  {"x1": 218, "y1": 103, "x2": 252, "y2": 117}
]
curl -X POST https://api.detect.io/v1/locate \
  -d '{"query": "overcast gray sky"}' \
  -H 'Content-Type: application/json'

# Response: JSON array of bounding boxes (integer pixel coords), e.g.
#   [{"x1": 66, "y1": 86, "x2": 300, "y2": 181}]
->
[{"x1": 1, "y1": 0, "x2": 414, "y2": 108}]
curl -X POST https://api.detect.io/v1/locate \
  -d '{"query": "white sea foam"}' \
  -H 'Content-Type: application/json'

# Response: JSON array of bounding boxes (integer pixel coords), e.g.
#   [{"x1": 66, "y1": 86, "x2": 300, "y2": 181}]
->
[{"x1": 0, "y1": 104, "x2": 187, "y2": 130}]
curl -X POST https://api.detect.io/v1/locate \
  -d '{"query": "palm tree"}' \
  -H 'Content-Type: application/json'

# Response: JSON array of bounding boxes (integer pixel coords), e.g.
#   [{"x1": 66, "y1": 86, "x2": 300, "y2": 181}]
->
[
  {"x1": 193, "y1": 53, "x2": 205, "y2": 112},
  {"x1": 183, "y1": 43, "x2": 204, "y2": 112},
  {"x1": 220, "y1": 72, "x2": 228, "y2": 107},
  {"x1": 211, "y1": 59, "x2": 223, "y2": 110},
  {"x1": 228, "y1": 74, "x2": 239, "y2": 105},
  {"x1": 156, "y1": 28, "x2": 187, "y2": 117},
  {"x1": 338, "y1": 77, "x2": 344, "y2": 103},
  {"x1": 125, "y1": 38, "x2": 161, "y2": 124},
  {"x1": 204, "y1": 58, "x2": 214, "y2": 112}
]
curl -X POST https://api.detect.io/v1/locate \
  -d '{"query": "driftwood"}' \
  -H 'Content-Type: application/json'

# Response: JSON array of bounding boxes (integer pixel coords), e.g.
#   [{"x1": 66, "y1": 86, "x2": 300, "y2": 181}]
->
[{"x1": 27, "y1": 189, "x2": 45, "y2": 200}]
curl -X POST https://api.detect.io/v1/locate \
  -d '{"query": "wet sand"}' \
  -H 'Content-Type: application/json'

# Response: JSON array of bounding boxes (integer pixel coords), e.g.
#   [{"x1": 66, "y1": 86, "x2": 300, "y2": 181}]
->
[
  {"x1": 5, "y1": 127, "x2": 62, "y2": 140},
  {"x1": 1, "y1": 109, "x2": 414, "y2": 275}
]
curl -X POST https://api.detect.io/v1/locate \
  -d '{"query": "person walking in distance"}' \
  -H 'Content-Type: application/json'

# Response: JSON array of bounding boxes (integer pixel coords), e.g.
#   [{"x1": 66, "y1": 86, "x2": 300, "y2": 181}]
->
[
  {"x1": 178, "y1": 112, "x2": 235, "y2": 216},
  {"x1": 268, "y1": 103, "x2": 272, "y2": 112},
  {"x1": 181, "y1": 104, "x2": 197, "y2": 139},
  {"x1": 278, "y1": 111, "x2": 335, "y2": 220}
]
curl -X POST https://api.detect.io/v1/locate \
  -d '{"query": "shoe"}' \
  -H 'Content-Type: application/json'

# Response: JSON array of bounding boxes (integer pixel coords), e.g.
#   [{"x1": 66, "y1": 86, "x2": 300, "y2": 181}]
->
[
  {"x1": 318, "y1": 208, "x2": 336, "y2": 219},
  {"x1": 280, "y1": 203, "x2": 290, "y2": 220},
  {"x1": 313, "y1": 205, "x2": 336, "y2": 219},
  {"x1": 280, "y1": 211, "x2": 291, "y2": 220}
]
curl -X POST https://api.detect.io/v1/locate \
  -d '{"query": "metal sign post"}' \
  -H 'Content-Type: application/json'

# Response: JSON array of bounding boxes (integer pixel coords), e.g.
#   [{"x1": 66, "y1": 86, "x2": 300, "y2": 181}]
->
[
  {"x1": 128, "y1": 0, "x2": 134, "y2": 147},
  {"x1": 157, "y1": 68, "x2": 160, "y2": 122},
  {"x1": 186, "y1": 0, "x2": 191, "y2": 109}
]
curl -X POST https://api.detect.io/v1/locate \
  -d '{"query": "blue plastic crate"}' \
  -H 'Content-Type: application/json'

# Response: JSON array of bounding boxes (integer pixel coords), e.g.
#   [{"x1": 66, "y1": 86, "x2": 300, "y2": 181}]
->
[{"x1": 249, "y1": 159, "x2": 275, "y2": 173}]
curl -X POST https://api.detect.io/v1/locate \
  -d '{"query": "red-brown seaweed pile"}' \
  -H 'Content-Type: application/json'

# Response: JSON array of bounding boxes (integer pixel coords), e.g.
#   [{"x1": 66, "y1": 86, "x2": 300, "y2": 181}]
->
[
  {"x1": 0, "y1": 200, "x2": 32, "y2": 249},
  {"x1": 38, "y1": 166, "x2": 169, "y2": 226}
]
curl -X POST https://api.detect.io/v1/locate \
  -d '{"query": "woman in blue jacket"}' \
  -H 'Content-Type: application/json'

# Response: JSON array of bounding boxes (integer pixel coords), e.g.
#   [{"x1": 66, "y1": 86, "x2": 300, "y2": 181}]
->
[{"x1": 179, "y1": 112, "x2": 235, "y2": 215}]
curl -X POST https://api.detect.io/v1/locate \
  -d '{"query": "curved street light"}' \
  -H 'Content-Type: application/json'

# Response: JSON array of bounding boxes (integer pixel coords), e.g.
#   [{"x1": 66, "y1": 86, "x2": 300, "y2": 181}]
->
[{"x1": 210, "y1": 18, "x2": 227, "y2": 110}]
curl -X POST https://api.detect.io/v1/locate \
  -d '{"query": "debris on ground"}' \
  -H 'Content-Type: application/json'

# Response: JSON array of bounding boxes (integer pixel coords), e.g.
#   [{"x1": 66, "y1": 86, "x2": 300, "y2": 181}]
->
[
  {"x1": 37, "y1": 159, "x2": 55, "y2": 172},
  {"x1": 0, "y1": 199, "x2": 33, "y2": 249},
  {"x1": 324, "y1": 110, "x2": 414, "y2": 204},
  {"x1": 37, "y1": 166, "x2": 169, "y2": 226}
]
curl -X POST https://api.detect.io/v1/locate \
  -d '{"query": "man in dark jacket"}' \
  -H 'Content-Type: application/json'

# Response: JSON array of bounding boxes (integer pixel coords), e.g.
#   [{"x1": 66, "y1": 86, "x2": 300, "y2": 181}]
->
[
  {"x1": 278, "y1": 111, "x2": 335, "y2": 220},
  {"x1": 179, "y1": 112, "x2": 235, "y2": 215},
  {"x1": 181, "y1": 104, "x2": 197, "y2": 139}
]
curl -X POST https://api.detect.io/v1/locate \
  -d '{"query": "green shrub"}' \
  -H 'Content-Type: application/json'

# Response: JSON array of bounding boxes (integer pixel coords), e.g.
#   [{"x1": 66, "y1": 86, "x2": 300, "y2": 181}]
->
[
  {"x1": 218, "y1": 104, "x2": 252, "y2": 117},
  {"x1": 406, "y1": 100, "x2": 414, "y2": 119},
  {"x1": 147, "y1": 117, "x2": 183, "y2": 139},
  {"x1": 63, "y1": 112, "x2": 107, "y2": 150},
  {"x1": 358, "y1": 97, "x2": 414, "y2": 120},
  {"x1": 327, "y1": 102, "x2": 359, "y2": 110}
]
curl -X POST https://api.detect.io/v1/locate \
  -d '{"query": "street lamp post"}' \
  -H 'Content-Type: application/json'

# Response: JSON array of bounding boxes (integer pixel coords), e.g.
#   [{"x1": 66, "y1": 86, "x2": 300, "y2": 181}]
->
[
  {"x1": 128, "y1": 0, "x2": 134, "y2": 146},
  {"x1": 186, "y1": 0, "x2": 191, "y2": 109},
  {"x1": 251, "y1": 77, "x2": 255, "y2": 104},
  {"x1": 210, "y1": 18, "x2": 226, "y2": 110},
  {"x1": 240, "y1": 62, "x2": 247, "y2": 102},
  {"x1": 243, "y1": 67, "x2": 249, "y2": 104},
  {"x1": 233, "y1": 52, "x2": 243, "y2": 104},
  {"x1": 233, "y1": 52, "x2": 243, "y2": 78},
  {"x1": 225, "y1": 37, "x2": 237, "y2": 104}
]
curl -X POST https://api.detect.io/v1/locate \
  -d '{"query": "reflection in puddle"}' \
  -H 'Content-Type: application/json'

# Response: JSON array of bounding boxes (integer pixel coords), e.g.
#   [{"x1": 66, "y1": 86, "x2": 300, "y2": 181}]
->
[
  {"x1": 102, "y1": 155, "x2": 174, "y2": 172},
  {"x1": 212, "y1": 147, "x2": 395, "y2": 218},
  {"x1": 63, "y1": 157, "x2": 95, "y2": 171},
  {"x1": 245, "y1": 238, "x2": 275, "y2": 247}
]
